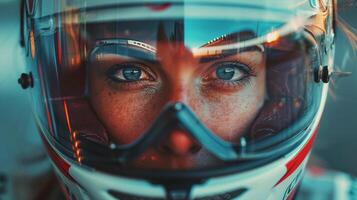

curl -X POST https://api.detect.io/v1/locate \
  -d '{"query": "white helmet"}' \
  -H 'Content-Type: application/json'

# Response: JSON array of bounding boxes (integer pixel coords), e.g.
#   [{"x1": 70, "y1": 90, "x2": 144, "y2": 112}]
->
[{"x1": 20, "y1": 0, "x2": 336, "y2": 199}]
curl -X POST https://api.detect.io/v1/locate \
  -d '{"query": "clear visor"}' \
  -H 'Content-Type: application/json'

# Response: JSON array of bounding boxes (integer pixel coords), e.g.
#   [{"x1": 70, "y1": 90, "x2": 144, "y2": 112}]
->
[{"x1": 31, "y1": 2, "x2": 323, "y2": 172}]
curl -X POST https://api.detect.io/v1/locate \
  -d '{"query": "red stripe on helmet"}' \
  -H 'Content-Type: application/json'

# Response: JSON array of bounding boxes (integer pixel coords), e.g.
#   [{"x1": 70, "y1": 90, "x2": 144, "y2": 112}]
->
[
  {"x1": 275, "y1": 125, "x2": 319, "y2": 186},
  {"x1": 39, "y1": 133, "x2": 75, "y2": 182},
  {"x1": 146, "y1": 3, "x2": 172, "y2": 11}
]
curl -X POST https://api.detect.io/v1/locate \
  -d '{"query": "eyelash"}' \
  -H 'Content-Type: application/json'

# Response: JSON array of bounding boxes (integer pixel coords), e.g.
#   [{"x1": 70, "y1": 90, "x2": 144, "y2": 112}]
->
[
  {"x1": 105, "y1": 62, "x2": 157, "y2": 89},
  {"x1": 203, "y1": 61, "x2": 256, "y2": 89},
  {"x1": 104, "y1": 60, "x2": 256, "y2": 90}
]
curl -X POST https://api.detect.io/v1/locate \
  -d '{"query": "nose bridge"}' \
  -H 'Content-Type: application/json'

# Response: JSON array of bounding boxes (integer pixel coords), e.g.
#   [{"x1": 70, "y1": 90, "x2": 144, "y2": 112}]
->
[
  {"x1": 155, "y1": 43, "x2": 204, "y2": 156},
  {"x1": 168, "y1": 77, "x2": 191, "y2": 103},
  {"x1": 160, "y1": 46, "x2": 197, "y2": 104},
  {"x1": 161, "y1": 70, "x2": 203, "y2": 156}
]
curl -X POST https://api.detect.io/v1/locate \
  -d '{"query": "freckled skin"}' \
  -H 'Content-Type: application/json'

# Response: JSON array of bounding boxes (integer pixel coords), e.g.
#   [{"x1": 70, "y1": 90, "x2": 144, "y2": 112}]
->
[{"x1": 89, "y1": 42, "x2": 266, "y2": 169}]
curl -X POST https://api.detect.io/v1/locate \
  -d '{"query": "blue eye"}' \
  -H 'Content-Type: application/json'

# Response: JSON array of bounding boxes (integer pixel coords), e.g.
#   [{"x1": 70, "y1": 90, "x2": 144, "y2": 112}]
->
[
  {"x1": 122, "y1": 67, "x2": 142, "y2": 81},
  {"x1": 214, "y1": 63, "x2": 247, "y2": 81},
  {"x1": 107, "y1": 64, "x2": 152, "y2": 82},
  {"x1": 216, "y1": 65, "x2": 236, "y2": 80}
]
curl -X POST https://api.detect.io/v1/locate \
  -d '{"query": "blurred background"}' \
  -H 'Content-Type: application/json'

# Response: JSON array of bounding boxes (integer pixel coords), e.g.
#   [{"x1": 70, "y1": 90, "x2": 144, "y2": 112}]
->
[
  {"x1": 312, "y1": 0, "x2": 357, "y2": 176},
  {"x1": 0, "y1": 0, "x2": 54, "y2": 199},
  {"x1": 0, "y1": 0, "x2": 356, "y2": 199}
]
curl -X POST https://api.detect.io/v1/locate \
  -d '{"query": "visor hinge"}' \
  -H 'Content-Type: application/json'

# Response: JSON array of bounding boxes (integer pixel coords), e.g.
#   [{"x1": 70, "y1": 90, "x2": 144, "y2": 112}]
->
[
  {"x1": 18, "y1": 72, "x2": 34, "y2": 89},
  {"x1": 314, "y1": 66, "x2": 330, "y2": 83},
  {"x1": 315, "y1": 66, "x2": 352, "y2": 83}
]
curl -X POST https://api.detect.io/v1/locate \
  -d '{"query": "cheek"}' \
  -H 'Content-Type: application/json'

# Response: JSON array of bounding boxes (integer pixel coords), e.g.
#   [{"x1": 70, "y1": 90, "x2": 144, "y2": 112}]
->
[
  {"x1": 195, "y1": 72, "x2": 266, "y2": 141},
  {"x1": 90, "y1": 82, "x2": 164, "y2": 144},
  {"x1": 197, "y1": 95, "x2": 259, "y2": 141}
]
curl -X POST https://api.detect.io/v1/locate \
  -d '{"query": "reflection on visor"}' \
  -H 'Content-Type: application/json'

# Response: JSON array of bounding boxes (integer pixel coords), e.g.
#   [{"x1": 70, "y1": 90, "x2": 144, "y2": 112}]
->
[
  {"x1": 75, "y1": 101, "x2": 315, "y2": 163},
  {"x1": 78, "y1": 30, "x2": 318, "y2": 168},
  {"x1": 32, "y1": 9, "x2": 323, "y2": 173}
]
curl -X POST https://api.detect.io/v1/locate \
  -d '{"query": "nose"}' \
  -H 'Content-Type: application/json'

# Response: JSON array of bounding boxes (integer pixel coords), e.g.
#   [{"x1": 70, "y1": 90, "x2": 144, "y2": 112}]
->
[{"x1": 158, "y1": 129, "x2": 201, "y2": 156}]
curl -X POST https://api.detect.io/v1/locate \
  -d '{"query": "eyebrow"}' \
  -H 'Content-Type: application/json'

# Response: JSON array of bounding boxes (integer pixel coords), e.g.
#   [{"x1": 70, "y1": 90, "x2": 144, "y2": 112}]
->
[
  {"x1": 201, "y1": 30, "x2": 257, "y2": 48},
  {"x1": 196, "y1": 31, "x2": 265, "y2": 63},
  {"x1": 92, "y1": 34, "x2": 264, "y2": 64},
  {"x1": 96, "y1": 39, "x2": 157, "y2": 53},
  {"x1": 91, "y1": 39, "x2": 157, "y2": 63}
]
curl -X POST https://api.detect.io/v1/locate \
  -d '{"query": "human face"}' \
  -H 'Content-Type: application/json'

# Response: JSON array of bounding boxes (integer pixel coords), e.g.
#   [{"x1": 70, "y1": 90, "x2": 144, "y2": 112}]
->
[{"x1": 87, "y1": 22, "x2": 266, "y2": 169}]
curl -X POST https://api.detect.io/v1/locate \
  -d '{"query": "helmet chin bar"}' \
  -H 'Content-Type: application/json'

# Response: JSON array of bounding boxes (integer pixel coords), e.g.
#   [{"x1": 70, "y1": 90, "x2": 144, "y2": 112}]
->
[{"x1": 74, "y1": 101, "x2": 315, "y2": 167}]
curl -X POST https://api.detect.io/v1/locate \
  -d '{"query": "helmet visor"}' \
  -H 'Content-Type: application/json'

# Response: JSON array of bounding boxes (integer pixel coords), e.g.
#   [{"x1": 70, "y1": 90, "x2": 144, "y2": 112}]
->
[{"x1": 31, "y1": 1, "x2": 324, "y2": 172}]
